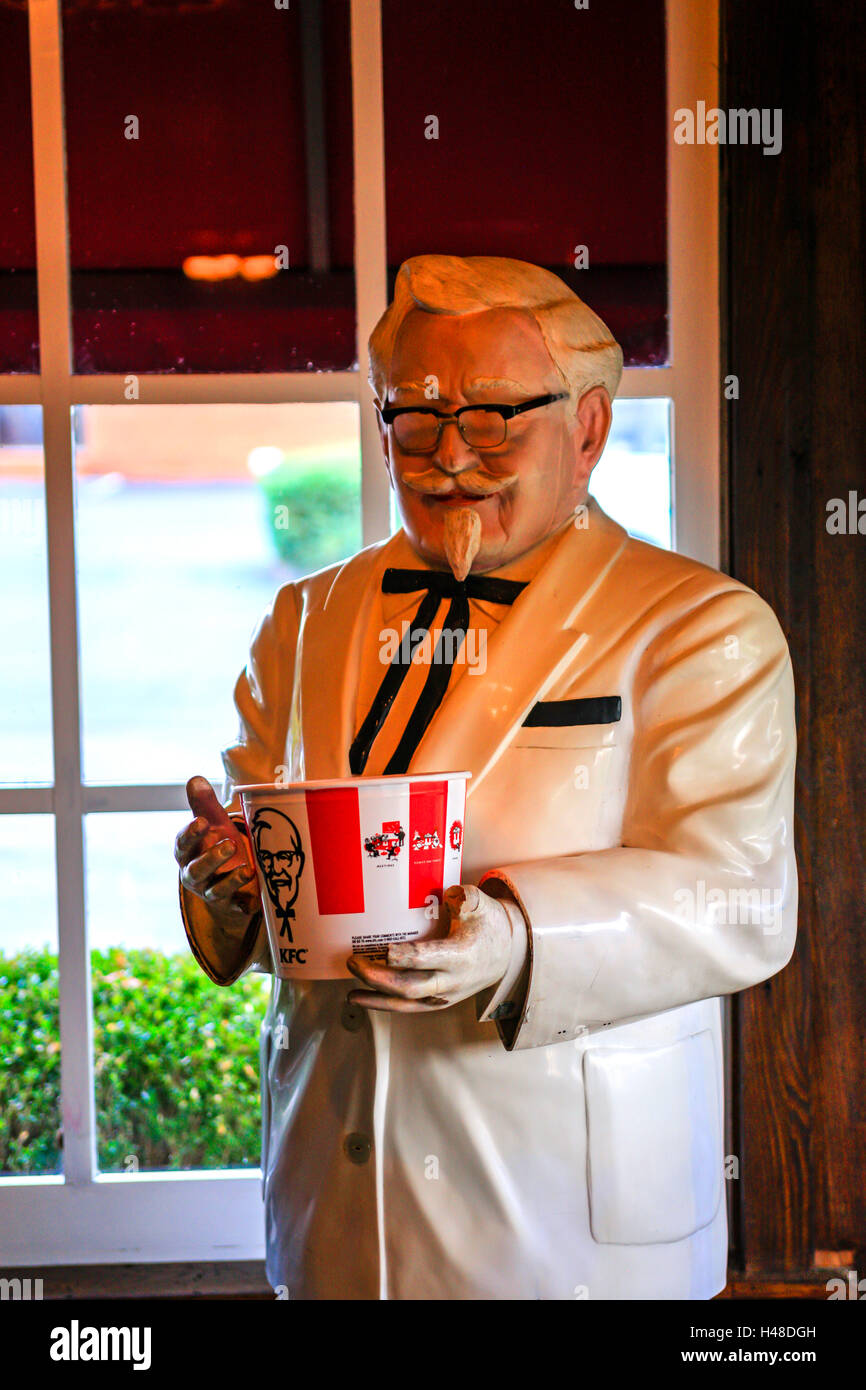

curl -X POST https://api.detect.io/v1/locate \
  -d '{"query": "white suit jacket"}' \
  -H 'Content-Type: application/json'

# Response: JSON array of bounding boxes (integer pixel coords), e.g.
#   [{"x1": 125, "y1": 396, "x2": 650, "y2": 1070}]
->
[{"x1": 180, "y1": 498, "x2": 797, "y2": 1300}]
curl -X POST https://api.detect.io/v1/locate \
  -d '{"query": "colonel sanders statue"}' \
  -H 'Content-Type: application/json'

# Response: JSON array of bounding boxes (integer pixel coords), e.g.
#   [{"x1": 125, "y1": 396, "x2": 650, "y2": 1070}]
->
[{"x1": 175, "y1": 255, "x2": 797, "y2": 1300}]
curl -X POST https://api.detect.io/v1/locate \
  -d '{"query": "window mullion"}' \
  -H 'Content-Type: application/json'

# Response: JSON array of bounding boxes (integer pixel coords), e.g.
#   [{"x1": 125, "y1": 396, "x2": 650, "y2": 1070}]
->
[
  {"x1": 618, "y1": 367, "x2": 676, "y2": 399},
  {"x1": 28, "y1": 0, "x2": 95, "y2": 1187},
  {"x1": 351, "y1": 0, "x2": 390, "y2": 546},
  {"x1": 666, "y1": 0, "x2": 720, "y2": 568},
  {"x1": 66, "y1": 372, "x2": 362, "y2": 407},
  {"x1": 0, "y1": 377, "x2": 41, "y2": 404}
]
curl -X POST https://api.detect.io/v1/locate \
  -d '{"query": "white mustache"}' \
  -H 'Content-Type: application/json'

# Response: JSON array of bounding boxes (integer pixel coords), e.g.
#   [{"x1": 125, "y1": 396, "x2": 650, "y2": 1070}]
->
[{"x1": 401, "y1": 466, "x2": 517, "y2": 497}]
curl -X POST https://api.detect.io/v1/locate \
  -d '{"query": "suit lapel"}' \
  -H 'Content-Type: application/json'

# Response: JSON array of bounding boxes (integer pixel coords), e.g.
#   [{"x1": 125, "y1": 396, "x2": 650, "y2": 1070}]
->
[
  {"x1": 407, "y1": 500, "x2": 629, "y2": 795},
  {"x1": 297, "y1": 539, "x2": 391, "y2": 779}
]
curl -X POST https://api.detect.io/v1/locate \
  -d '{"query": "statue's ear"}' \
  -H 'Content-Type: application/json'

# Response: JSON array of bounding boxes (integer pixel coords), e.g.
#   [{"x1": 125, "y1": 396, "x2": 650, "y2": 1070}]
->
[{"x1": 575, "y1": 386, "x2": 613, "y2": 488}]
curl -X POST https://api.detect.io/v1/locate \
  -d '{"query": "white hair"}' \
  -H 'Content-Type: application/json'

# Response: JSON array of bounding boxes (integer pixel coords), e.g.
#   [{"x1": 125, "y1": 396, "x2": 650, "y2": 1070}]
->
[{"x1": 368, "y1": 254, "x2": 623, "y2": 408}]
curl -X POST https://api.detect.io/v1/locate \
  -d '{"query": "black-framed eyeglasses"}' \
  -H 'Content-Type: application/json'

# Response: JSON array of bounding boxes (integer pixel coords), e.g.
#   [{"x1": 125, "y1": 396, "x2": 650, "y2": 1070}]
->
[{"x1": 378, "y1": 391, "x2": 568, "y2": 453}]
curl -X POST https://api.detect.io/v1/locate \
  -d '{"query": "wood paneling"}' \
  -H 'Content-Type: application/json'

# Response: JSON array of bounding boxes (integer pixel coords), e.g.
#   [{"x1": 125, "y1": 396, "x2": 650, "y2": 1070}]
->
[{"x1": 722, "y1": 0, "x2": 866, "y2": 1279}]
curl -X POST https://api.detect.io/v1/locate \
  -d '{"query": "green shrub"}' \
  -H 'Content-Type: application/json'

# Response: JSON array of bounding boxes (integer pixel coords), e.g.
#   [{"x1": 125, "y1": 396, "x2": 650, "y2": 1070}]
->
[
  {"x1": 0, "y1": 950, "x2": 62, "y2": 1175},
  {"x1": 0, "y1": 948, "x2": 271, "y2": 1176},
  {"x1": 260, "y1": 458, "x2": 361, "y2": 573}
]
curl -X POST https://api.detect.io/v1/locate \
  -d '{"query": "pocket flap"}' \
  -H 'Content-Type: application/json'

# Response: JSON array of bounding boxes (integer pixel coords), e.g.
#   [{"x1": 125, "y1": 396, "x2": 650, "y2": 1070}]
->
[{"x1": 523, "y1": 696, "x2": 621, "y2": 727}]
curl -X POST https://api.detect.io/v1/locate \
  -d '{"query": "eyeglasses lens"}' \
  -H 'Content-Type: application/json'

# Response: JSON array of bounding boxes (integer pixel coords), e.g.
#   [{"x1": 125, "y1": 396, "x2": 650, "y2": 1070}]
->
[
  {"x1": 393, "y1": 412, "x2": 439, "y2": 451},
  {"x1": 392, "y1": 409, "x2": 507, "y2": 451},
  {"x1": 459, "y1": 410, "x2": 507, "y2": 448}
]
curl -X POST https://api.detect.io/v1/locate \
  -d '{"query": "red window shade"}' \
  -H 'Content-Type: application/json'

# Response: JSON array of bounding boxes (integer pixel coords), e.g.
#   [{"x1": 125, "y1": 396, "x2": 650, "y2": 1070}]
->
[
  {"x1": 0, "y1": 6, "x2": 39, "y2": 372},
  {"x1": 382, "y1": 0, "x2": 668, "y2": 365},
  {"x1": 61, "y1": 0, "x2": 355, "y2": 373}
]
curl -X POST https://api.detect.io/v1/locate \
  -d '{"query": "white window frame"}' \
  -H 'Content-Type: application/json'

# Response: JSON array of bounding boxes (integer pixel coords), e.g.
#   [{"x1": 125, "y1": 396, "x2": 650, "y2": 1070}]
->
[{"x1": 0, "y1": 0, "x2": 718, "y2": 1265}]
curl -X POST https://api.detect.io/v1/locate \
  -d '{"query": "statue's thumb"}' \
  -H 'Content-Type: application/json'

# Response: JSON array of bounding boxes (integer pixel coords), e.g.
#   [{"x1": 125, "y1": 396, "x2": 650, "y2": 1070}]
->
[
  {"x1": 443, "y1": 884, "x2": 482, "y2": 921},
  {"x1": 186, "y1": 776, "x2": 234, "y2": 830}
]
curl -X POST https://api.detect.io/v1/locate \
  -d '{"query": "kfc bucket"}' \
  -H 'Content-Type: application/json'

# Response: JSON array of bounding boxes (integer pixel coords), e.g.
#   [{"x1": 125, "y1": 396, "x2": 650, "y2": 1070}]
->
[{"x1": 236, "y1": 772, "x2": 470, "y2": 979}]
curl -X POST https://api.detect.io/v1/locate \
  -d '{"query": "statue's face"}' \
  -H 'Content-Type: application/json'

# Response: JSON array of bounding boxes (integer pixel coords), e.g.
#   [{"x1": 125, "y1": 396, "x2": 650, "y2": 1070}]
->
[{"x1": 378, "y1": 305, "x2": 611, "y2": 572}]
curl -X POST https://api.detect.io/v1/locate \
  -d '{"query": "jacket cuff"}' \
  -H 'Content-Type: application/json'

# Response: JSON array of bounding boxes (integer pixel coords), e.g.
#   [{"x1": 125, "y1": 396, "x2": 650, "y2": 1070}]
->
[{"x1": 474, "y1": 879, "x2": 531, "y2": 1046}]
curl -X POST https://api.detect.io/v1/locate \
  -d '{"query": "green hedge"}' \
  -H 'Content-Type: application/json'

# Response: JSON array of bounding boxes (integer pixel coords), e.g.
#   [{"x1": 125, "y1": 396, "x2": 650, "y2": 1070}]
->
[
  {"x1": 0, "y1": 948, "x2": 270, "y2": 1176},
  {"x1": 260, "y1": 458, "x2": 361, "y2": 573}
]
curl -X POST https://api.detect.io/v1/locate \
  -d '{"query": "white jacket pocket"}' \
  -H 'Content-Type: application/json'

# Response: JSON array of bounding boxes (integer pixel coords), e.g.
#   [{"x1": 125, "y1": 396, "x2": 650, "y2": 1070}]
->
[{"x1": 583, "y1": 1030, "x2": 723, "y2": 1245}]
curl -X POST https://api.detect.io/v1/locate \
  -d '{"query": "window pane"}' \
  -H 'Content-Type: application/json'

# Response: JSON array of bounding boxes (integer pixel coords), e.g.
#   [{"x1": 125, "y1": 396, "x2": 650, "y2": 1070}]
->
[
  {"x1": 382, "y1": 0, "x2": 667, "y2": 365},
  {"x1": 0, "y1": 408, "x2": 53, "y2": 784},
  {"x1": 75, "y1": 402, "x2": 361, "y2": 784},
  {"x1": 0, "y1": 815, "x2": 60, "y2": 1176},
  {"x1": 86, "y1": 812, "x2": 269, "y2": 1174},
  {"x1": 0, "y1": 6, "x2": 38, "y2": 372},
  {"x1": 62, "y1": 0, "x2": 355, "y2": 373},
  {"x1": 591, "y1": 399, "x2": 672, "y2": 550}
]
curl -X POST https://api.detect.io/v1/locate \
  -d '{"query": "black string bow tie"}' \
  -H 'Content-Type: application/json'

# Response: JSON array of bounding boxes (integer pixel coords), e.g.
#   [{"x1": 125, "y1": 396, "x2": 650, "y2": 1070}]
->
[{"x1": 348, "y1": 567, "x2": 527, "y2": 776}]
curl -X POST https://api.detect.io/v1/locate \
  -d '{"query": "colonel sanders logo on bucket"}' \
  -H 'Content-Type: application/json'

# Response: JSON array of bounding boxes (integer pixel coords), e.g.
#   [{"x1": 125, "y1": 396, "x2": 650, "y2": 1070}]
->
[{"x1": 250, "y1": 807, "x2": 306, "y2": 942}]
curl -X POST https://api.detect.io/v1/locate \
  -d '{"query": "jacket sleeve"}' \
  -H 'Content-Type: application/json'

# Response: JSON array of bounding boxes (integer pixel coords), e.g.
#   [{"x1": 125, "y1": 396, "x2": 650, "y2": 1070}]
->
[
  {"x1": 179, "y1": 582, "x2": 301, "y2": 986},
  {"x1": 480, "y1": 585, "x2": 798, "y2": 1050}
]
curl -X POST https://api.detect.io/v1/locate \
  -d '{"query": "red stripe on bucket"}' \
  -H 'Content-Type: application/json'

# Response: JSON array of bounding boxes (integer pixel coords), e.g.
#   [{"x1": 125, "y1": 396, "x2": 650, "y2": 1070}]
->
[
  {"x1": 408, "y1": 780, "x2": 447, "y2": 909},
  {"x1": 306, "y1": 787, "x2": 365, "y2": 916}
]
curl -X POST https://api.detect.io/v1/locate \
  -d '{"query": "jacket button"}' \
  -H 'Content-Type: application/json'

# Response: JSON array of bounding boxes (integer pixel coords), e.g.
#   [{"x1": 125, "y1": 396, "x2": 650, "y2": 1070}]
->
[
  {"x1": 344, "y1": 1132, "x2": 371, "y2": 1165},
  {"x1": 341, "y1": 1000, "x2": 365, "y2": 1032}
]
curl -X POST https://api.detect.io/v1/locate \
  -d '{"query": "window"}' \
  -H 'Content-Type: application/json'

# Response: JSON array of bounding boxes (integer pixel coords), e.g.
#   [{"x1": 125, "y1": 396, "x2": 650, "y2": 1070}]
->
[
  {"x1": 0, "y1": 0, "x2": 718, "y2": 1265},
  {"x1": 62, "y1": 0, "x2": 356, "y2": 374},
  {"x1": 0, "y1": 5, "x2": 38, "y2": 373},
  {"x1": 382, "y1": 0, "x2": 668, "y2": 366},
  {"x1": 72, "y1": 402, "x2": 361, "y2": 784}
]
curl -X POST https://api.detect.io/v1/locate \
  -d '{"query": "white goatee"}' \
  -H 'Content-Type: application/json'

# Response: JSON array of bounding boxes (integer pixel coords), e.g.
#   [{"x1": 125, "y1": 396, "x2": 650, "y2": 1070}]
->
[{"x1": 443, "y1": 507, "x2": 482, "y2": 582}]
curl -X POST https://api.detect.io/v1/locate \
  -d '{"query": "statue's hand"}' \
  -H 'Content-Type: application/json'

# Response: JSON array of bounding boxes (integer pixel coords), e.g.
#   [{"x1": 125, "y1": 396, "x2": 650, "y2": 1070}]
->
[
  {"x1": 345, "y1": 884, "x2": 515, "y2": 1012},
  {"x1": 174, "y1": 776, "x2": 259, "y2": 932}
]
